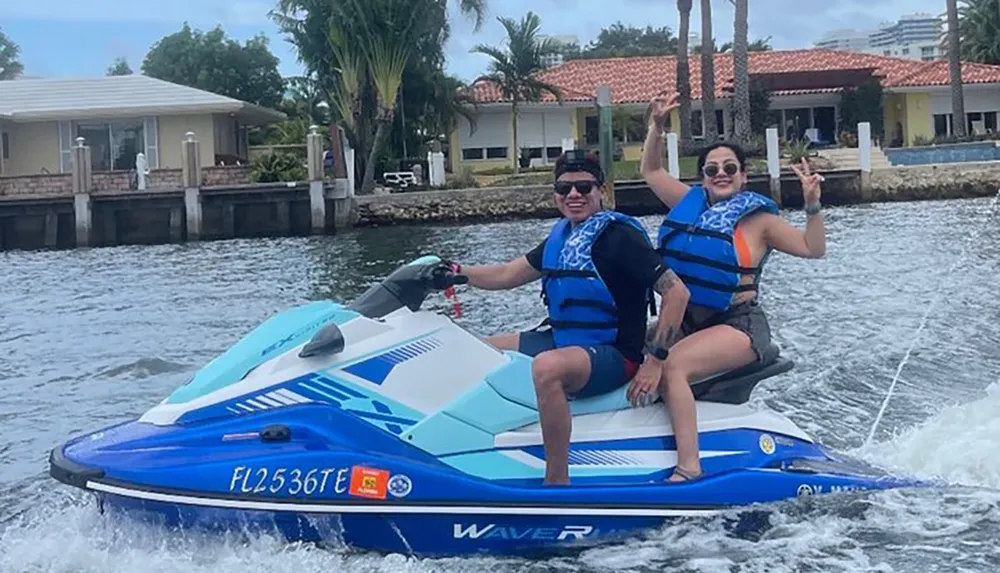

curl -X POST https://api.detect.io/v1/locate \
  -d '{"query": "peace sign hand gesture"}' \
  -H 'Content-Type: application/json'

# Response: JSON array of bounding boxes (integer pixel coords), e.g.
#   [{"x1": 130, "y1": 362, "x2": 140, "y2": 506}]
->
[{"x1": 790, "y1": 158, "x2": 823, "y2": 206}]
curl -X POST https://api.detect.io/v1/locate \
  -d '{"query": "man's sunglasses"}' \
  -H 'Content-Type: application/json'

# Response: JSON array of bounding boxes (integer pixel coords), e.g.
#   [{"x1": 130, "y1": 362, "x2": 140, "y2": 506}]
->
[
  {"x1": 554, "y1": 180, "x2": 599, "y2": 195},
  {"x1": 702, "y1": 162, "x2": 740, "y2": 178}
]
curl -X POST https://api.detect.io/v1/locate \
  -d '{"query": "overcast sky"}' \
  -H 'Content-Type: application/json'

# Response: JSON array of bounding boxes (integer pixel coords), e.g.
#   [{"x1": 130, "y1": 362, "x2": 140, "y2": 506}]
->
[{"x1": 1, "y1": 0, "x2": 950, "y2": 80}]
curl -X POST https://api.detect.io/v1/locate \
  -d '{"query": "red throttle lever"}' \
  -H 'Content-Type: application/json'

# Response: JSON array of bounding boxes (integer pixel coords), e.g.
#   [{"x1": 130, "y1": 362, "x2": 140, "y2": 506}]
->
[{"x1": 443, "y1": 262, "x2": 463, "y2": 318}]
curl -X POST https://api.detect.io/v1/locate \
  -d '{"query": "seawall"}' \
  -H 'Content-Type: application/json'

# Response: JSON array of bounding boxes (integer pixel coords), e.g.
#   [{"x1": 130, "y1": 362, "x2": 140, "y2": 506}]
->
[{"x1": 355, "y1": 162, "x2": 1000, "y2": 226}]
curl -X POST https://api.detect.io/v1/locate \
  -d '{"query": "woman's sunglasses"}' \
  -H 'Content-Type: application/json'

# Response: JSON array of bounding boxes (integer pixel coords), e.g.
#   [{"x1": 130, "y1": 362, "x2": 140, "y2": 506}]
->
[
  {"x1": 554, "y1": 180, "x2": 598, "y2": 195},
  {"x1": 702, "y1": 162, "x2": 740, "y2": 178}
]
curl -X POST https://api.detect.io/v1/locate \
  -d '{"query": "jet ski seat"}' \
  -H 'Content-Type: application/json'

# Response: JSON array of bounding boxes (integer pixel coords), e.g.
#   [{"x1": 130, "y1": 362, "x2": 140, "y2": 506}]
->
[{"x1": 487, "y1": 343, "x2": 793, "y2": 416}]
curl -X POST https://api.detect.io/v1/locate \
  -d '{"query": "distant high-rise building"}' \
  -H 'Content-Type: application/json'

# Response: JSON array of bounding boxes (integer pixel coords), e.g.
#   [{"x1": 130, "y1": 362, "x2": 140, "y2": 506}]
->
[
  {"x1": 814, "y1": 13, "x2": 945, "y2": 62},
  {"x1": 537, "y1": 35, "x2": 581, "y2": 68},
  {"x1": 815, "y1": 29, "x2": 871, "y2": 52}
]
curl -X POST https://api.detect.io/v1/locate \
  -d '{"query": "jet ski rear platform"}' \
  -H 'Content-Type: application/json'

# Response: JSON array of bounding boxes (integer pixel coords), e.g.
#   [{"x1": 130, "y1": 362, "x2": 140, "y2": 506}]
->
[{"x1": 49, "y1": 256, "x2": 925, "y2": 557}]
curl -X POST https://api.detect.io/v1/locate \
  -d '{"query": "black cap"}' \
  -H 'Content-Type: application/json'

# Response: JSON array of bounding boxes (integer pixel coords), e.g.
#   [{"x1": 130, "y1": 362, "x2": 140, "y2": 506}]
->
[{"x1": 554, "y1": 149, "x2": 604, "y2": 184}]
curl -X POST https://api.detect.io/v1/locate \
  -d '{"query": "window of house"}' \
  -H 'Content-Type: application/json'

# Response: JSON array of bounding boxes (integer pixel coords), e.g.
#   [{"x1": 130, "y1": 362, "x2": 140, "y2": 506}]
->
[
  {"x1": 966, "y1": 111, "x2": 999, "y2": 134},
  {"x1": 75, "y1": 119, "x2": 146, "y2": 171},
  {"x1": 933, "y1": 114, "x2": 951, "y2": 137},
  {"x1": 462, "y1": 148, "x2": 484, "y2": 160},
  {"x1": 485, "y1": 147, "x2": 508, "y2": 159},
  {"x1": 985, "y1": 111, "x2": 998, "y2": 132},
  {"x1": 546, "y1": 146, "x2": 562, "y2": 159},
  {"x1": 585, "y1": 115, "x2": 599, "y2": 145},
  {"x1": 691, "y1": 110, "x2": 705, "y2": 138}
]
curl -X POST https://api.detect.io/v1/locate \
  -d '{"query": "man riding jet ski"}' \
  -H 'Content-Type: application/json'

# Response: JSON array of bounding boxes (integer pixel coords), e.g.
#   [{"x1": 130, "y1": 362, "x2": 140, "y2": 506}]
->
[{"x1": 447, "y1": 149, "x2": 690, "y2": 485}]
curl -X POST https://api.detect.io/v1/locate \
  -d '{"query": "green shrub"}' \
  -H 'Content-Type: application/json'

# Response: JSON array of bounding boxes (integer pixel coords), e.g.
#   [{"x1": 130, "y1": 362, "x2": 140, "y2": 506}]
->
[{"x1": 250, "y1": 152, "x2": 307, "y2": 183}]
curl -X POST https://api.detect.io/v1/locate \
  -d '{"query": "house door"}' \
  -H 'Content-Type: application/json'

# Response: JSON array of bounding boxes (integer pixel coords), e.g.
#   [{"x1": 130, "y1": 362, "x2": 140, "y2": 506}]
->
[{"x1": 814, "y1": 107, "x2": 836, "y2": 144}]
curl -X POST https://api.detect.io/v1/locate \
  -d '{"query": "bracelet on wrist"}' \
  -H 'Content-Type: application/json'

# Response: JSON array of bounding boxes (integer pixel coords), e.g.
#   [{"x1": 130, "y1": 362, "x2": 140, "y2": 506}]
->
[{"x1": 805, "y1": 202, "x2": 822, "y2": 215}]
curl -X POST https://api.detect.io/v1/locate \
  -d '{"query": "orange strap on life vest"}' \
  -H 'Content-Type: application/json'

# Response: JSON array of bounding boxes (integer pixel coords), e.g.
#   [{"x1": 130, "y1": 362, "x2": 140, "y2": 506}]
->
[{"x1": 733, "y1": 224, "x2": 753, "y2": 269}]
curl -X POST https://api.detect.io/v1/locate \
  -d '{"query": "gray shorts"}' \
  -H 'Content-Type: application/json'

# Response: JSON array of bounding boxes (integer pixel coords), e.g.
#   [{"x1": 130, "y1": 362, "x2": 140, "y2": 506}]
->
[
  {"x1": 683, "y1": 300, "x2": 772, "y2": 362},
  {"x1": 646, "y1": 299, "x2": 772, "y2": 363}
]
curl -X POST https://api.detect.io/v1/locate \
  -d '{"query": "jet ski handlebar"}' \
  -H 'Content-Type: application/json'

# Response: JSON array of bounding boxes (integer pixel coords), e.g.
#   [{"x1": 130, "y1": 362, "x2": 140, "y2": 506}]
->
[{"x1": 347, "y1": 257, "x2": 468, "y2": 319}]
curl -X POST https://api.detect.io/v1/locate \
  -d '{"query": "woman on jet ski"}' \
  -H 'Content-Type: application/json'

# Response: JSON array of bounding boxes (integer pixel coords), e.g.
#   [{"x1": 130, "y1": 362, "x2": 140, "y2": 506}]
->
[{"x1": 631, "y1": 92, "x2": 827, "y2": 483}]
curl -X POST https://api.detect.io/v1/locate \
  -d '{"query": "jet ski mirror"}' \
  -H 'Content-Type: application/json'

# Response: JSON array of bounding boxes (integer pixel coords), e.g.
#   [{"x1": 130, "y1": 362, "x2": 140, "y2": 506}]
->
[{"x1": 299, "y1": 323, "x2": 346, "y2": 358}]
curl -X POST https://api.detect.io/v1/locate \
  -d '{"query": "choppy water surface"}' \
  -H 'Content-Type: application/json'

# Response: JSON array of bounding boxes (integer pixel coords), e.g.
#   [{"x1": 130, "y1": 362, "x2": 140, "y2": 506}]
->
[{"x1": 2, "y1": 197, "x2": 1000, "y2": 573}]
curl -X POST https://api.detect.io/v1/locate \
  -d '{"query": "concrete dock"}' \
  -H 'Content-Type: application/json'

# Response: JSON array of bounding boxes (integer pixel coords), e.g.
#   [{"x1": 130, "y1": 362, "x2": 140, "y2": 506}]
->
[{"x1": 1, "y1": 129, "x2": 354, "y2": 251}]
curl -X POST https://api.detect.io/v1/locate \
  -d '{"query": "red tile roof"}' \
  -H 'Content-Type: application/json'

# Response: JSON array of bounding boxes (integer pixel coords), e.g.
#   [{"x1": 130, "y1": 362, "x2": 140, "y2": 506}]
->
[{"x1": 466, "y1": 48, "x2": 1000, "y2": 105}]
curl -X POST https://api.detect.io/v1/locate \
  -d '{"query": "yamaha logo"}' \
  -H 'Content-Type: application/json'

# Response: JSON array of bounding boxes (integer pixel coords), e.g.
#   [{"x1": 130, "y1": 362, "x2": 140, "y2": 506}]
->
[
  {"x1": 758, "y1": 434, "x2": 776, "y2": 455},
  {"x1": 797, "y1": 484, "x2": 814, "y2": 496},
  {"x1": 387, "y1": 474, "x2": 412, "y2": 498}
]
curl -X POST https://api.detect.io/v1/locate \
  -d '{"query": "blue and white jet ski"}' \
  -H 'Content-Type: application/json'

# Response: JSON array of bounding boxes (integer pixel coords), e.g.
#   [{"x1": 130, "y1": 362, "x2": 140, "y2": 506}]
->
[{"x1": 49, "y1": 256, "x2": 924, "y2": 556}]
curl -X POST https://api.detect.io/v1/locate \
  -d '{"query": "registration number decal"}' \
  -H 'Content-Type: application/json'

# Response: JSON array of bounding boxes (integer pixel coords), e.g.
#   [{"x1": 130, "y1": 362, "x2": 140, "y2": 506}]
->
[{"x1": 228, "y1": 465, "x2": 351, "y2": 496}]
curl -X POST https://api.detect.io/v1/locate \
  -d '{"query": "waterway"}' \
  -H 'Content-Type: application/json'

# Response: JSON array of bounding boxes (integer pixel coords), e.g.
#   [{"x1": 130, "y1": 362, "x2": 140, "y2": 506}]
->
[{"x1": 2, "y1": 197, "x2": 999, "y2": 572}]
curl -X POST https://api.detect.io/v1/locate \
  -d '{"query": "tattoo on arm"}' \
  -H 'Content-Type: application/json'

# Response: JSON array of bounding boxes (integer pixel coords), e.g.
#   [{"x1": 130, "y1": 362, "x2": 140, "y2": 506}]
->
[
  {"x1": 653, "y1": 269, "x2": 679, "y2": 295},
  {"x1": 649, "y1": 269, "x2": 687, "y2": 353}
]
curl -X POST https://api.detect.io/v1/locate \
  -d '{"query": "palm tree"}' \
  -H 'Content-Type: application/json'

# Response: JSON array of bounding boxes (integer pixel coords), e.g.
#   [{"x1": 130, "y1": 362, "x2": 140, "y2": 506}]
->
[
  {"x1": 956, "y1": 0, "x2": 1000, "y2": 65},
  {"x1": 677, "y1": 0, "x2": 695, "y2": 153},
  {"x1": 730, "y1": 0, "x2": 751, "y2": 146},
  {"x1": 471, "y1": 12, "x2": 564, "y2": 174},
  {"x1": 271, "y1": 0, "x2": 488, "y2": 192},
  {"x1": 946, "y1": 0, "x2": 967, "y2": 137},
  {"x1": 700, "y1": 0, "x2": 718, "y2": 142}
]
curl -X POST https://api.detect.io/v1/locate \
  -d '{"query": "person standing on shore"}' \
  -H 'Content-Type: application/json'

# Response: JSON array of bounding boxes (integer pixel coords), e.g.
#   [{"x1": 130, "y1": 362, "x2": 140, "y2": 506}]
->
[{"x1": 630, "y1": 92, "x2": 827, "y2": 483}]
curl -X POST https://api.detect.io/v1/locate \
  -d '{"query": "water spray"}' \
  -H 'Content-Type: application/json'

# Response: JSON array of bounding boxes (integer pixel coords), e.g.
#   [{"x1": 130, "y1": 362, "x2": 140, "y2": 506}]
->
[{"x1": 864, "y1": 188, "x2": 1000, "y2": 446}]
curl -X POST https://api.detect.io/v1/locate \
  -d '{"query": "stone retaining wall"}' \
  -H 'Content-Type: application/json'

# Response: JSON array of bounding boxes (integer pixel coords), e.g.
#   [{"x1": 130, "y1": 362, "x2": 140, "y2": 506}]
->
[
  {"x1": 0, "y1": 166, "x2": 252, "y2": 198},
  {"x1": 869, "y1": 161, "x2": 1000, "y2": 202},
  {"x1": 356, "y1": 185, "x2": 559, "y2": 225},
  {"x1": 0, "y1": 173, "x2": 74, "y2": 198}
]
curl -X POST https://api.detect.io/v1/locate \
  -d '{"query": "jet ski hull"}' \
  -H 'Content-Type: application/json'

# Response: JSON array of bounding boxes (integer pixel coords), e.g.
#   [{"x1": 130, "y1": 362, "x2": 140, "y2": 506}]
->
[
  {"x1": 50, "y1": 421, "x2": 921, "y2": 557},
  {"x1": 47, "y1": 258, "x2": 929, "y2": 557}
]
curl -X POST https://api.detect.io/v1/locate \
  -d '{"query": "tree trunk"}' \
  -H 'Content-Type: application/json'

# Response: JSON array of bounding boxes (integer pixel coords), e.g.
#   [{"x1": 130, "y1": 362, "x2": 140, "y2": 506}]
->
[
  {"x1": 947, "y1": 0, "x2": 967, "y2": 137},
  {"x1": 700, "y1": 0, "x2": 718, "y2": 143},
  {"x1": 512, "y1": 100, "x2": 520, "y2": 174},
  {"x1": 732, "y1": 0, "x2": 751, "y2": 147},
  {"x1": 361, "y1": 119, "x2": 389, "y2": 194},
  {"x1": 677, "y1": 0, "x2": 694, "y2": 154},
  {"x1": 328, "y1": 124, "x2": 347, "y2": 179}
]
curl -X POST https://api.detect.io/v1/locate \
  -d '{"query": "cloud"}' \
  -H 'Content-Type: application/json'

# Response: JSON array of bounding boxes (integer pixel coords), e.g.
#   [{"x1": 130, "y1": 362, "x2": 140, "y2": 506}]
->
[
  {"x1": 0, "y1": 0, "x2": 272, "y2": 25},
  {"x1": 441, "y1": 0, "x2": 947, "y2": 79}
]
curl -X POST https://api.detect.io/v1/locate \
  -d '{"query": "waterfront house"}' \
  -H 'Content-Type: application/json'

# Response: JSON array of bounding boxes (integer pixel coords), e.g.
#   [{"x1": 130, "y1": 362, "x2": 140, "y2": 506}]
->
[
  {"x1": 452, "y1": 48, "x2": 1000, "y2": 172},
  {"x1": 0, "y1": 75, "x2": 286, "y2": 177}
]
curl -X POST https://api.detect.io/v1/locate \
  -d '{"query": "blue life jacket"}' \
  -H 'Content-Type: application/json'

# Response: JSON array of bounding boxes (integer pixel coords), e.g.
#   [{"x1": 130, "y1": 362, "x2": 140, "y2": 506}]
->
[
  {"x1": 541, "y1": 210, "x2": 653, "y2": 348},
  {"x1": 657, "y1": 186, "x2": 779, "y2": 311}
]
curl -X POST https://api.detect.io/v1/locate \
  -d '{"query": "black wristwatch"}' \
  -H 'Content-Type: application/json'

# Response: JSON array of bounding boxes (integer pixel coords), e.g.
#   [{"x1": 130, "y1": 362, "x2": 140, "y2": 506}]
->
[{"x1": 649, "y1": 345, "x2": 669, "y2": 361}]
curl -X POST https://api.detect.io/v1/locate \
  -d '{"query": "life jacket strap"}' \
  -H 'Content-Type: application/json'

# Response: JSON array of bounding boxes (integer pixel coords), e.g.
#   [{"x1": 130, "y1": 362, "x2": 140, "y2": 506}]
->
[
  {"x1": 559, "y1": 298, "x2": 618, "y2": 315},
  {"x1": 540, "y1": 269, "x2": 599, "y2": 279},
  {"x1": 659, "y1": 248, "x2": 762, "y2": 276},
  {"x1": 676, "y1": 273, "x2": 759, "y2": 294},
  {"x1": 659, "y1": 220, "x2": 734, "y2": 243},
  {"x1": 547, "y1": 319, "x2": 620, "y2": 330}
]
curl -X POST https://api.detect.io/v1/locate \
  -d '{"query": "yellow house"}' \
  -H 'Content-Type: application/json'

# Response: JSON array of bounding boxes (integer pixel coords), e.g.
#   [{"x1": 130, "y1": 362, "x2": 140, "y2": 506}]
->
[
  {"x1": 452, "y1": 48, "x2": 1000, "y2": 173},
  {"x1": 0, "y1": 75, "x2": 286, "y2": 177}
]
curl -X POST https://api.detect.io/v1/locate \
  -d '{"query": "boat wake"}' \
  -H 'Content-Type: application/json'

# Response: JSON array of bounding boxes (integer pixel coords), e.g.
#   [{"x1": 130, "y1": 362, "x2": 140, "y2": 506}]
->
[{"x1": 854, "y1": 381, "x2": 1000, "y2": 491}]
